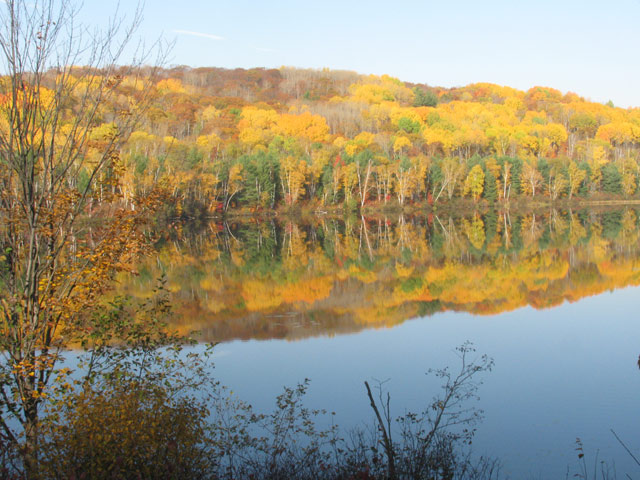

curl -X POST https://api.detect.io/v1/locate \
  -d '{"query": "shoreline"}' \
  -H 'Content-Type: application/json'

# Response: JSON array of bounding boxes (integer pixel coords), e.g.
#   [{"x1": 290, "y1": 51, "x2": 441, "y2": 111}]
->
[{"x1": 199, "y1": 198, "x2": 640, "y2": 222}]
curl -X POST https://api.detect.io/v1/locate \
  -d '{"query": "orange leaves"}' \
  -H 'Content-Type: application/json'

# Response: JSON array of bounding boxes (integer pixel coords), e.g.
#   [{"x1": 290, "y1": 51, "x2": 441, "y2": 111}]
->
[
  {"x1": 237, "y1": 107, "x2": 330, "y2": 148},
  {"x1": 276, "y1": 111, "x2": 330, "y2": 143},
  {"x1": 156, "y1": 78, "x2": 187, "y2": 94},
  {"x1": 596, "y1": 122, "x2": 640, "y2": 146},
  {"x1": 238, "y1": 106, "x2": 278, "y2": 147},
  {"x1": 281, "y1": 276, "x2": 333, "y2": 304}
]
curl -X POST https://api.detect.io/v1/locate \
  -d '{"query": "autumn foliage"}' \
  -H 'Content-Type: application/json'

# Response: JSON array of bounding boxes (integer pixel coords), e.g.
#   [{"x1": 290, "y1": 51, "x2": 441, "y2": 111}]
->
[
  {"x1": 104, "y1": 67, "x2": 640, "y2": 215},
  {"x1": 118, "y1": 208, "x2": 640, "y2": 343}
]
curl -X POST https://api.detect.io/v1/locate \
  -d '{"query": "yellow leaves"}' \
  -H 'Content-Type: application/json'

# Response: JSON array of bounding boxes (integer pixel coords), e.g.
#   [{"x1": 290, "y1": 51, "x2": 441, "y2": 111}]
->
[
  {"x1": 156, "y1": 78, "x2": 186, "y2": 93},
  {"x1": 349, "y1": 75, "x2": 413, "y2": 104},
  {"x1": 276, "y1": 111, "x2": 330, "y2": 143},
  {"x1": 309, "y1": 148, "x2": 332, "y2": 179},
  {"x1": 199, "y1": 274, "x2": 223, "y2": 292},
  {"x1": 280, "y1": 155, "x2": 308, "y2": 205},
  {"x1": 596, "y1": 122, "x2": 638, "y2": 145},
  {"x1": 393, "y1": 136, "x2": 412, "y2": 154},
  {"x1": 120, "y1": 75, "x2": 145, "y2": 91},
  {"x1": 238, "y1": 106, "x2": 278, "y2": 129},
  {"x1": 343, "y1": 131, "x2": 375, "y2": 156},
  {"x1": 354, "y1": 131, "x2": 375, "y2": 147},
  {"x1": 395, "y1": 263, "x2": 413, "y2": 278},
  {"x1": 546, "y1": 123, "x2": 567, "y2": 141},
  {"x1": 333, "y1": 136, "x2": 348, "y2": 149},
  {"x1": 504, "y1": 96, "x2": 524, "y2": 112},
  {"x1": 389, "y1": 105, "x2": 422, "y2": 126},
  {"x1": 463, "y1": 216, "x2": 485, "y2": 250},
  {"x1": 128, "y1": 129, "x2": 155, "y2": 144},
  {"x1": 344, "y1": 143, "x2": 358, "y2": 156},
  {"x1": 38, "y1": 379, "x2": 209, "y2": 477},
  {"x1": 521, "y1": 159, "x2": 543, "y2": 197},
  {"x1": 591, "y1": 145, "x2": 608, "y2": 165},
  {"x1": 89, "y1": 122, "x2": 118, "y2": 142},
  {"x1": 201, "y1": 105, "x2": 222, "y2": 122},
  {"x1": 239, "y1": 126, "x2": 266, "y2": 147},
  {"x1": 566, "y1": 161, "x2": 587, "y2": 198},
  {"x1": 228, "y1": 163, "x2": 244, "y2": 191},
  {"x1": 463, "y1": 165, "x2": 485, "y2": 201},
  {"x1": 196, "y1": 133, "x2": 222, "y2": 154},
  {"x1": 238, "y1": 108, "x2": 330, "y2": 147},
  {"x1": 238, "y1": 106, "x2": 278, "y2": 147},
  {"x1": 111, "y1": 204, "x2": 640, "y2": 342},
  {"x1": 281, "y1": 276, "x2": 333, "y2": 304},
  {"x1": 242, "y1": 280, "x2": 283, "y2": 311},
  {"x1": 163, "y1": 135, "x2": 179, "y2": 146},
  {"x1": 242, "y1": 274, "x2": 332, "y2": 311},
  {"x1": 622, "y1": 171, "x2": 637, "y2": 196},
  {"x1": 422, "y1": 126, "x2": 451, "y2": 152},
  {"x1": 203, "y1": 296, "x2": 226, "y2": 314}
]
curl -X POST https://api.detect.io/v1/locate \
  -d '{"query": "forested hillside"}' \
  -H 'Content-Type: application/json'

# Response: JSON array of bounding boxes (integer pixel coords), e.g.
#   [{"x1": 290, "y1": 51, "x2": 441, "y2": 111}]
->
[{"x1": 13, "y1": 66, "x2": 640, "y2": 215}]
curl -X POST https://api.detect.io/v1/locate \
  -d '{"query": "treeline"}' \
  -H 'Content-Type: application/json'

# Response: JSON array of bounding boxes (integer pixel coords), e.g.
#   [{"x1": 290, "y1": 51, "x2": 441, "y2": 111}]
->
[
  {"x1": 7, "y1": 66, "x2": 640, "y2": 216},
  {"x1": 119, "y1": 66, "x2": 640, "y2": 215}
]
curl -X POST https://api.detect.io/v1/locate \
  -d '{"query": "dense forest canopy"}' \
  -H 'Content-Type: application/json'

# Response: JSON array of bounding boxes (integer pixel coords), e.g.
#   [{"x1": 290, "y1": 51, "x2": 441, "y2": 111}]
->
[{"x1": 9, "y1": 65, "x2": 638, "y2": 217}]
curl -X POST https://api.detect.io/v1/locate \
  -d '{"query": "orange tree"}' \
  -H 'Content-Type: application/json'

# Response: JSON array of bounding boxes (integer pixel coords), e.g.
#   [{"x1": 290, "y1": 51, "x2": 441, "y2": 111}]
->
[{"x1": 0, "y1": 0, "x2": 166, "y2": 474}]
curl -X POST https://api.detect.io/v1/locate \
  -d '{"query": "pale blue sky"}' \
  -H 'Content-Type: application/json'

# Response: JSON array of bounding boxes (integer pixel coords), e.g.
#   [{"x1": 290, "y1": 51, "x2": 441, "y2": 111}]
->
[{"x1": 82, "y1": 0, "x2": 640, "y2": 107}]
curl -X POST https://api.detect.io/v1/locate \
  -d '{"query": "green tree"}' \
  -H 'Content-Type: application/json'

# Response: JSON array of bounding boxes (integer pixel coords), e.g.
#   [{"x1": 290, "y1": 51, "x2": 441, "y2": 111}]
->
[
  {"x1": 483, "y1": 170, "x2": 498, "y2": 202},
  {"x1": 240, "y1": 151, "x2": 280, "y2": 208},
  {"x1": 398, "y1": 117, "x2": 421, "y2": 134},
  {"x1": 412, "y1": 86, "x2": 438, "y2": 107},
  {"x1": 602, "y1": 163, "x2": 622, "y2": 194}
]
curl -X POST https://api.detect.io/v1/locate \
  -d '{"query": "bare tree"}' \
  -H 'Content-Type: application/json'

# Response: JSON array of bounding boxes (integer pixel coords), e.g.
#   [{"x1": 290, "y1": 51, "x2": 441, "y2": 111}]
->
[
  {"x1": 0, "y1": 0, "x2": 165, "y2": 474},
  {"x1": 365, "y1": 343, "x2": 494, "y2": 480}
]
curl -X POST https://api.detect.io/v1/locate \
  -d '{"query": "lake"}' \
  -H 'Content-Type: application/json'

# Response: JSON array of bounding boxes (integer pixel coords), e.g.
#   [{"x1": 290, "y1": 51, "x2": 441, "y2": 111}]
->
[{"x1": 119, "y1": 207, "x2": 640, "y2": 478}]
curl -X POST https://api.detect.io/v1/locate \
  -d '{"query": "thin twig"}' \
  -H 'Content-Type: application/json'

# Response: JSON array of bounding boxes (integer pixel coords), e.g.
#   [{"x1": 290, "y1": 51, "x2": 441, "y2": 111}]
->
[{"x1": 611, "y1": 429, "x2": 640, "y2": 467}]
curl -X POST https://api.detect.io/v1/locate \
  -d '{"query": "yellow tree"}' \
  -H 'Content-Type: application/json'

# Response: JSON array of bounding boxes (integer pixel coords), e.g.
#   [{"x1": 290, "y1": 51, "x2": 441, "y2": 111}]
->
[
  {"x1": 393, "y1": 157, "x2": 417, "y2": 205},
  {"x1": 566, "y1": 161, "x2": 586, "y2": 199},
  {"x1": 544, "y1": 123, "x2": 568, "y2": 155},
  {"x1": 0, "y1": 0, "x2": 164, "y2": 471},
  {"x1": 434, "y1": 157, "x2": 466, "y2": 202},
  {"x1": 341, "y1": 162, "x2": 359, "y2": 204},
  {"x1": 374, "y1": 158, "x2": 394, "y2": 203},
  {"x1": 486, "y1": 125, "x2": 513, "y2": 156},
  {"x1": 521, "y1": 159, "x2": 543, "y2": 197},
  {"x1": 463, "y1": 164, "x2": 485, "y2": 202},
  {"x1": 587, "y1": 145, "x2": 609, "y2": 193},
  {"x1": 619, "y1": 157, "x2": 638, "y2": 196},
  {"x1": 393, "y1": 135, "x2": 412, "y2": 157},
  {"x1": 548, "y1": 166, "x2": 569, "y2": 200},
  {"x1": 237, "y1": 106, "x2": 278, "y2": 150},
  {"x1": 224, "y1": 163, "x2": 244, "y2": 210},
  {"x1": 280, "y1": 156, "x2": 308, "y2": 205}
]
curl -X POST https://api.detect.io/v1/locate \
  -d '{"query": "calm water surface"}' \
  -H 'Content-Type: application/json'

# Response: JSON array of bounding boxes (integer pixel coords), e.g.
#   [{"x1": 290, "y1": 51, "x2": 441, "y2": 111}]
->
[{"x1": 121, "y1": 208, "x2": 640, "y2": 478}]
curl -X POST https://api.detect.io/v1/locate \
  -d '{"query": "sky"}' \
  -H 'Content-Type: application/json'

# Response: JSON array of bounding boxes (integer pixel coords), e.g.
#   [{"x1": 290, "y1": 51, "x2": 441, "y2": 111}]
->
[{"x1": 80, "y1": 0, "x2": 640, "y2": 108}]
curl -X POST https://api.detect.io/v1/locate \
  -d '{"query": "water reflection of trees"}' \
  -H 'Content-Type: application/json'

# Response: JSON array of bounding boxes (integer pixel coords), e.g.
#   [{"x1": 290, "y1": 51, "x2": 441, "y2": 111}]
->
[{"x1": 118, "y1": 208, "x2": 640, "y2": 342}]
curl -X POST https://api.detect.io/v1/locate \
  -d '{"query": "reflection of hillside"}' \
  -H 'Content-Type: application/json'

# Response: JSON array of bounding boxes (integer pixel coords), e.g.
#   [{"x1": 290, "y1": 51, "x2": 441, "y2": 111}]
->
[{"x1": 117, "y1": 208, "x2": 640, "y2": 343}]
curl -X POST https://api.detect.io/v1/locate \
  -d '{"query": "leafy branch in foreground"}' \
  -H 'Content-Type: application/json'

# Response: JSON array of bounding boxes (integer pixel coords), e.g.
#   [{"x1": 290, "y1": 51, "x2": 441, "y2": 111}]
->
[
  {"x1": 5, "y1": 337, "x2": 498, "y2": 480},
  {"x1": 0, "y1": 0, "x2": 167, "y2": 473},
  {"x1": 35, "y1": 280, "x2": 218, "y2": 479}
]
